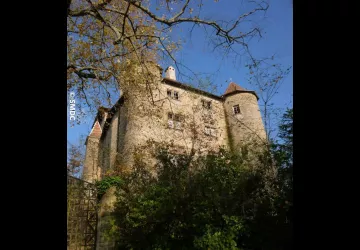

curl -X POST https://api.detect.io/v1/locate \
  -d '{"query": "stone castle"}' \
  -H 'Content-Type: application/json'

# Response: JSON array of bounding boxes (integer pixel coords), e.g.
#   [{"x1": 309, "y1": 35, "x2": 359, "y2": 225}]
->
[{"x1": 82, "y1": 63, "x2": 266, "y2": 184}]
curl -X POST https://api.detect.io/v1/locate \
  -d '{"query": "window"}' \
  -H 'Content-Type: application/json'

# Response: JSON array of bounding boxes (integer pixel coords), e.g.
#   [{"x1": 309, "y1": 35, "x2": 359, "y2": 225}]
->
[
  {"x1": 168, "y1": 113, "x2": 183, "y2": 130},
  {"x1": 202, "y1": 100, "x2": 212, "y2": 109},
  {"x1": 233, "y1": 104, "x2": 241, "y2": 114},
  {"x1": 168, "y1": 112, "x2": 174, "y2": 128},
  {"x1": 167, "y1": 89, "x2": 180, "y2": 100},
  {"x1": 175, "y1": 121, "x2": 182, "y2": 130},
  {"x1": 204, "y1": 126, "x2": 217, "y2": 137},
  {"x1": 174, "y1": 114, "x2": 182, "y2": 130},
  {"x1": 174, "y1": 114, "x2": 180, "y2": 122}
]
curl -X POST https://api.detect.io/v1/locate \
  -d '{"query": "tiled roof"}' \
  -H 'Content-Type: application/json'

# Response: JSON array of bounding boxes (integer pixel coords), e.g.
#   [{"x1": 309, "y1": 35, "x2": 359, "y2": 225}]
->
[
  {"x1": 89, "y1": 120, "x2": 102, "y2": 138},
  {"x1": 224, "y1": 82, "x2": 245, "y2": 95}
]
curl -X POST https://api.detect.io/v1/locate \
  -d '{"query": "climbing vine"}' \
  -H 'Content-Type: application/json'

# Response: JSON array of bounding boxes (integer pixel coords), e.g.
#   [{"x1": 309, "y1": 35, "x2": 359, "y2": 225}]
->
[{"x1": 95, "y1": 176, "x2": 123, "y2": 201}]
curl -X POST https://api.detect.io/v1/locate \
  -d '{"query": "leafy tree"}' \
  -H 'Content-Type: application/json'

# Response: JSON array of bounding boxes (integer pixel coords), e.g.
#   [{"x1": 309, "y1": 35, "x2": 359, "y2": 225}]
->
[
  {"x1": 67, "y1": 0, "x2": 269, "y2": 119},
  {"x1": 244, "y1": 108, "x2": 293, "y2": 250},
  {"x1": 275, "y1": 108, "x2": 293, "y2": 165},
  {"x1": 106, "y1": 106, "x2": 293, "y2": 250},
  {"x1": 67, "y1": 140, "x2": 86, "y2": 177}
]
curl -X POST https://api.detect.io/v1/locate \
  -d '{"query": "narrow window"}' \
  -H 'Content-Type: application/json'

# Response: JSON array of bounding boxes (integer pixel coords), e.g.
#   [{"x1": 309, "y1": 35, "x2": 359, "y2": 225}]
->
[
  {"x1": 175, "y1": 121, "x2": 182, "y2": 130},
  {"x1": 168, "y1": 112, "x2": 174, "y2": 128},
  {"x1": 167, "y1": 90, "x2": 172, "y2": 98},
  {"x1": 174, "y1": 114, "x2": 182, "y2": 130},
  {"x1": 168, "y1": 120, "x2": 174, "y2": 128},
  {"x1": 233, "y1": 104, "x2": 241, "y2": 114},
  {"x1": 174, "y1": 91, "x2": 179, "y2": 100}
]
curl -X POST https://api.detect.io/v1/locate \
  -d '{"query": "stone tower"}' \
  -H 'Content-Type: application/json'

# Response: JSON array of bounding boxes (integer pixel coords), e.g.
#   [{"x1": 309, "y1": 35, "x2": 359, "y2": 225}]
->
[
  {"x1": 223, "y1": 82, "x2": 266, "y2": 150},
  {"x1": 82, "y1": 120, "x2": 102, "y2": 183},
  {"x1": 117, "y1": 61, "x2": 163, "y2": 167}
]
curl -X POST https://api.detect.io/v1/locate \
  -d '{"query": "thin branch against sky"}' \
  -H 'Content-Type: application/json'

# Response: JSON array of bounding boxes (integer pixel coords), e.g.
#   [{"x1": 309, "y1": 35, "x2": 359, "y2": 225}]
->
[{"x1": 67, "y1": 0, "x2": 292, "y2": 144}]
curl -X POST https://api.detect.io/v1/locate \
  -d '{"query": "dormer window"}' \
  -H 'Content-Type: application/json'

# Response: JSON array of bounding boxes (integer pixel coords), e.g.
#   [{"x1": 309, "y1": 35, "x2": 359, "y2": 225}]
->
[{"x1": 233, "y1": 104, "x2": 241, "y2": 114}]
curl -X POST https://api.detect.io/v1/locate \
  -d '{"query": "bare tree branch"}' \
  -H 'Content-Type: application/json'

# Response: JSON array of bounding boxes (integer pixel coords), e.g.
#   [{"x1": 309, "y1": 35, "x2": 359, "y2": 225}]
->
[{"x1": 67, "y1": 0, "x2": 270, "y2": 116}]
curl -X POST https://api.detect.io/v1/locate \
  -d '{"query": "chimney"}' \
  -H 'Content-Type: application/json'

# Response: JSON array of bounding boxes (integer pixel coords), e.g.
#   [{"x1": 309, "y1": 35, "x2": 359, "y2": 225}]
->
[{"x1": 165, "y1": 66, "x2": 176, "y2": 80}]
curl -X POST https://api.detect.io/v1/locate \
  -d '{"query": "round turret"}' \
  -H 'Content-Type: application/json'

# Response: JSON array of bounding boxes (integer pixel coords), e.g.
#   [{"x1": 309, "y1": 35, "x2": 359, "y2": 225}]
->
[{"x1": 223, "y1": 82, "x2": 266, "y2": 151}]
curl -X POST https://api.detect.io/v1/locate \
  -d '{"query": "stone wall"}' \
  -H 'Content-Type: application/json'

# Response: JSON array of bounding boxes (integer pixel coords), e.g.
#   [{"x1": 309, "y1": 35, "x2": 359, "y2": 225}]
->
[
  {"x1": 115, "y1": 79, "x2": 231, "y2": 170},
  {"x1": 83, "y1": 63, "x2": 267, "y2": 250},
  {"x1": 82, "y1": 121, "x2": 102, "y2": 183},
  {"x1": 224, "y1": 92, "x2": 267, "y2": 150}
]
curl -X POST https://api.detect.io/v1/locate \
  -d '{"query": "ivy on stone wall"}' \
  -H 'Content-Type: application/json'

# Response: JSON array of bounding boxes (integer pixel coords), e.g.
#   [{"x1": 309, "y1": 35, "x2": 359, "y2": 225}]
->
[{"x1": 95, "y1": 176, "x2": 123, "y2": 201}]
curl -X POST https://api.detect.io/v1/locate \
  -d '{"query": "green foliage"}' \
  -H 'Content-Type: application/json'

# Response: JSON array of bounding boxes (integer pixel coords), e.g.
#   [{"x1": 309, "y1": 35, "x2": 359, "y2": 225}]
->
[
  {"x1": 107, "y1": 109, "x2": 293, "y2": 249},
  {"x1": 276, "y1": 108, "x2": 293, "y2": 165},
  {"x1": 194, "y1": 216, "x2": 244, "y2": 250},
  {"x1": 95, "y1": 176, "x2": 123, "y2": 201}
]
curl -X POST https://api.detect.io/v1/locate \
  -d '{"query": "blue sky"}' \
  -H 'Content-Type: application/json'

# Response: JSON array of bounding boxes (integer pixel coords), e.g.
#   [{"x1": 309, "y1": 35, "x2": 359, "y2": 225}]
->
[{"x1": 67, "y1": 0, "x2": 292, "y2": 146}]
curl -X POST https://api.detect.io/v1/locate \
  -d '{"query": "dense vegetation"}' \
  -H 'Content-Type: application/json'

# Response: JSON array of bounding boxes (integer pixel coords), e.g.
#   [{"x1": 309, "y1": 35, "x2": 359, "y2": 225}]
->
[{"x1": 97, "y1": 108, "x2": 293, "y2": 249}]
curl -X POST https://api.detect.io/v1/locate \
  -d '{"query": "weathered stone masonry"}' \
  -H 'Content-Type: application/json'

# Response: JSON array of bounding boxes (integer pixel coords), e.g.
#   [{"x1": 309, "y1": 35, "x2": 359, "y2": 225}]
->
[
  {"x1": 83, "y1": 63, "x2": 266, "y2": 183},
  {"x1": 82, "y1": 62, "x2": 266, "y2": 250}
]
